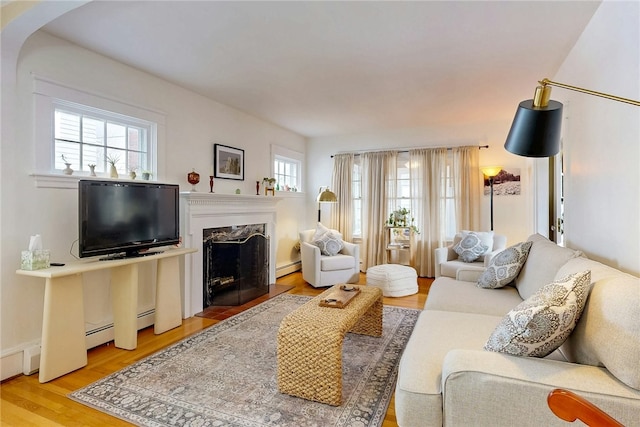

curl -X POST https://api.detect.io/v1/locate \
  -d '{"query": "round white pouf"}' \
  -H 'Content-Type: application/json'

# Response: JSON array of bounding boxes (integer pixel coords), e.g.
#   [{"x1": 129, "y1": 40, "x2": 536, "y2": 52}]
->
[{"x1": 366, "y1": 264, "x2": 418, "y2": 297}]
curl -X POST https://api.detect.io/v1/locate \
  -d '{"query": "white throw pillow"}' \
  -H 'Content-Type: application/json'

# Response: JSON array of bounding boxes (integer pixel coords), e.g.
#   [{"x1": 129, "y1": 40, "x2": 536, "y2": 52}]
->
[
  {"x1": 484, "y1": 270, "x2": 591, "y2": 358},
  {"x1": 477, "y1": 241, "x2": 532, "y2": 289},
  {"x1": 453, "y1": 232, "x2": 489, "y2": 262},
  {"x1": 461, "y1": 230, "x2": 494, "y2": 254}
]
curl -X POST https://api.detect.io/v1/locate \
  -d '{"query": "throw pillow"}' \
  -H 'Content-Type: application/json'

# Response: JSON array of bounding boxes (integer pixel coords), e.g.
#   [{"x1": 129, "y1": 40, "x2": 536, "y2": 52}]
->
[
  {"x1": 477, "y1": 241, "x2": 533, "y2": 289},
  {"x1": 461, "y1": 230, "x2": 494, "y2": 254},
  {"x1": 484, "y1": 270, "x2": 592, "y2": 358},
  {"x1": 453, "y1": 232, "x2": 489, "y2": 262},
  {"x1": 311, "y1": 223, "x2": 344, "y2": 256}
]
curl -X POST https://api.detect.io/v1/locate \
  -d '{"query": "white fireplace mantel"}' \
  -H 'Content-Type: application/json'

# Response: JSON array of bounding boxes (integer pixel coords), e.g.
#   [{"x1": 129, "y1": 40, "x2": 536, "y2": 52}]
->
[{"x1": 179, "y1": 192, "x2": 282, "y2": 317}]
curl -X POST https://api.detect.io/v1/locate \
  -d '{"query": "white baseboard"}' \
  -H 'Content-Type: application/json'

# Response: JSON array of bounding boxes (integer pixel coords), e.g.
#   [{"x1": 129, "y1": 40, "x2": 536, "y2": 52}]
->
[{"x1": 276, "y1": 261, "x2": 301, "y2": 278}]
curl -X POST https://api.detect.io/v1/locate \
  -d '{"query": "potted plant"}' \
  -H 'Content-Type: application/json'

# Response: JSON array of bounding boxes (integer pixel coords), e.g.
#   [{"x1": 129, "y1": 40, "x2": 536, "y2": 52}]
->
[
  {"x1": 106, "y1": 154, "x2": 120, "y2": 178},
  {"x1": 88, "y1": 163, "x2": 96, "y2": 177},
  {"x1": 141, "y1": 170, "x2": 152, "y2": 180},
  {"x1": 388, "y1": 207, "x2": 419, "y2": 234},
  {"x1": 262, "y1": 177, "x2": 276, "y2": 189}
]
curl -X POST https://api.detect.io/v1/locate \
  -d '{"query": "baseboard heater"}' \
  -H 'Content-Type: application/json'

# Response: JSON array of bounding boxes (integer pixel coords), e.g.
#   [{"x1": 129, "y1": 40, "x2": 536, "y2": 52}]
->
[{"x1": 85, "y1": 309, "x2": 156, "y2": 349}]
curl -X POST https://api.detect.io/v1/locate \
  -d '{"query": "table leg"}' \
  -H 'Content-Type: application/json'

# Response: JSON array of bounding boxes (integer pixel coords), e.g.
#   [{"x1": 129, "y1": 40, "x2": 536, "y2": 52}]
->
[
  {"x1": 111, "y1": 264, "x2": 138, "y2": 350},
  {"x1": 39, "y1": 274, "x2": 87, "y2": 383},
  {"x1": 154, "y1": 255, "x2": 183, "y2": 334}
]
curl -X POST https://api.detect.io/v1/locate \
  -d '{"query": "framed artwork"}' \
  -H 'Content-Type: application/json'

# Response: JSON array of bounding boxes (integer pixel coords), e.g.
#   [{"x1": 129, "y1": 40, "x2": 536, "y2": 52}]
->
[
  {"x1": 483, "y1": 168, "x2": 521, "y2": 196},
  {"x1": 214, "y1": 144, "x2": 244, "y2": 180}
]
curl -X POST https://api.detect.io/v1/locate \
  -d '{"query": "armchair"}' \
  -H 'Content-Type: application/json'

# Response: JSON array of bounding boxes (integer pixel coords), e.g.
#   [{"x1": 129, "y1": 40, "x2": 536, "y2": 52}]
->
[
  {"x1": 434, "y1": 231, "x2": 507, "y2": 280},
  {"x1": 299, "y1": 227, "x2": 360, "y2": 288}
]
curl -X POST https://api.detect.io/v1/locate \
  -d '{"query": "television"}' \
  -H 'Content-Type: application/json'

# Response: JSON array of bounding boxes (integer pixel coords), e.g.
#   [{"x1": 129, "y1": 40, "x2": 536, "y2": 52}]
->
[{"x1": 78, "y1": 180, "x2": 180, "y2": 259}]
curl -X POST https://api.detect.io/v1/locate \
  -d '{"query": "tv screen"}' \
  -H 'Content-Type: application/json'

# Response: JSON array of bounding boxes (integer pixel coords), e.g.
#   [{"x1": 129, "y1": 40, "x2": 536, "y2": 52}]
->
[{"x1": 78, "y1": 180, "x2": 180, "y2": 259}]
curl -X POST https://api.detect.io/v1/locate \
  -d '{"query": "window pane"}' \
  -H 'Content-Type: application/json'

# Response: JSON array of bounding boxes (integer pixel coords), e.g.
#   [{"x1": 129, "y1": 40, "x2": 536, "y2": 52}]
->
[
  {"x1": 106, "y1": 122, "x2": 126, "y2": 149},
  {"x1": 55, "y1": 111, "x2": 80, "y2": 141},
  {"x1": 82, "y1": 116, "x2": 104, "y2": 145}
]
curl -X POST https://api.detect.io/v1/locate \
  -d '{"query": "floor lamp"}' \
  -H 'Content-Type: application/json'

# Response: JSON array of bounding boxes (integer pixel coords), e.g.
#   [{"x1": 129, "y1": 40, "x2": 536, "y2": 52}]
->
[
  {"x1": 481, "y1": 167, "x2": 502, "y2": 231},
  {"x1": 317, "y1": 187, "x2": 337, "y2": 222}
]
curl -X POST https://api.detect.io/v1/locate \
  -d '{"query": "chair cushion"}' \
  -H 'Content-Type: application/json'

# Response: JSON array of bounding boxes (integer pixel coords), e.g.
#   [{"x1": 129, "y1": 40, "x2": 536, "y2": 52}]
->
[
  {"x1": 453, "y1": 232, "x2": 489, "y2": 262},
  {"x1": 484, "y1": 270, "x2": 591, "y2": 358},
  {"x1": 477, "y1": 241, "x2": 532, "y2": 289},
  {"x1": 320, "y1": 253, "x2": 355, "y2": 271}
]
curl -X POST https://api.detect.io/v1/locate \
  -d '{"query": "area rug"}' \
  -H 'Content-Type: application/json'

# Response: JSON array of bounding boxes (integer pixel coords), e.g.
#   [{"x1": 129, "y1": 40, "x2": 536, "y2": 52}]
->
[{"x1": 69, "y1": 294, "x2": 420, "y2": 427}]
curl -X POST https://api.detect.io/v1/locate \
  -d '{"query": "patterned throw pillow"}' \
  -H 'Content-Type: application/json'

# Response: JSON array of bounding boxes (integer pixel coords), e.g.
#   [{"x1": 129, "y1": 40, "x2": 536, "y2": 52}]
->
[
  {"x1": 453, "y1": 232, "x2": 489, "y2": 262},
  {"x1": 477, "y1": 241, "x2": 533, "y2": 289},
  {"x1": 312, "y1": 224, "x2": 344, "y2": 256},
  {"x1": 484, "y1": 270, "x2": 591, "y2": 357}
]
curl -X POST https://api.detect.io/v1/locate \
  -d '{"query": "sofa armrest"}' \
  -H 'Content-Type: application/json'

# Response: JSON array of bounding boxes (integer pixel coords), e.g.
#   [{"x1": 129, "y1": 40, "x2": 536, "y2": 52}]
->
[
  {"x1": 340, "y1": 241, "x2": 361, "y2": 271},
  {"x1": 300, "y1": 241, "x2": 321, "y2": 284},
  {"x1": 441, "y1": 349, "x2": 640, "y2": 427},
  {"x1": 455, "y1": 268, "x2": 484, "y2": 282}
]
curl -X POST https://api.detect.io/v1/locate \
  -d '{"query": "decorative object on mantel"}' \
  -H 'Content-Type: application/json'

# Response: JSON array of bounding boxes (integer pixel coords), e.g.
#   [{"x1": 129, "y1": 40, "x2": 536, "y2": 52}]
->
[
  {"x1": 88, "y1": 164, "x2": 96, "y2": 177},
  {"x1": 61, "y1": 154, "x2": 73, "y2": 175},
  {"x1": 263, "y1": 177, "x2": 276, "y2": 196},
  {"x1": 106, "y1": 153, "x2": 120, "y2": 178},
  {"x1": 187, "y1": 169, "x2": 200, "y2": 191},
  {"x1": 256, "y1": 180, "x2": 260, "y2": 195},
  {"x1": 209, "y1": 175, "x2": 214, "y2": 193},
  {"x1": 129, "y1": 168, "x2": 136, "y2": 180},
  {"x1": 214, "y1": 143, "x2": 244, "y2": 180},
  {"x1": 235, "y1": 188, "x2": 241, "y2": 194}
]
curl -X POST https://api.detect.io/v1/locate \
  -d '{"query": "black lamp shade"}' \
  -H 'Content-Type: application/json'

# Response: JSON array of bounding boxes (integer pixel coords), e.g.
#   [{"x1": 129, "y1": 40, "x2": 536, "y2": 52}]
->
[{"x1": 504, "y1": 99, "x2": 563, "y2": 157}]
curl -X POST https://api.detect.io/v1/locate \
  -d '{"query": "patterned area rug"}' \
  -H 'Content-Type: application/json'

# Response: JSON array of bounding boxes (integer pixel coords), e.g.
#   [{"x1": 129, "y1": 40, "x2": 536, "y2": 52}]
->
[{"x1": 69, "y1": 294, "x2": 420, "y2": 427}]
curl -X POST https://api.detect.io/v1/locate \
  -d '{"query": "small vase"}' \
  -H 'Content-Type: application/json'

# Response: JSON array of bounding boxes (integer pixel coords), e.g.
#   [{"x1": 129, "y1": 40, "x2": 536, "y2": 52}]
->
[
  {"x1": 129, "y1": 171, "x2": 136, "y2": 180},
  {"x1": 89, "y1": 165, "x2": 96, "y2": 177},
  {"x1": 110, "y1": 164, "x2": 118, "y2": 179},
  {"x1": 63, "y1": 163, "x2": 73, "y2": 175},
  {"x1": 142, "y1": 172, "x2": 151, "y2": 180}
]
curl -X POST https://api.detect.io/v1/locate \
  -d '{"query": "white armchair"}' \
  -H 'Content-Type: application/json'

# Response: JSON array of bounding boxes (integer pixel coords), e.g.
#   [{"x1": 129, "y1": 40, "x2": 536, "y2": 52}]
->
[
  {"x1": 434, "y1": 231, "x2": 507, "y2": 280},
  {"x1": 299, "y1": 228, "x2": 360, "y2": 288}
]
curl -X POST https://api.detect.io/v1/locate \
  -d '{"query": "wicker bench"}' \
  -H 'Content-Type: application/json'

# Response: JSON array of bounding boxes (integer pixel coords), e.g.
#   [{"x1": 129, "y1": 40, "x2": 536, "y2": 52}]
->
[{"x1": 277, "y1": 285, "x2": 383, "y2": 406}]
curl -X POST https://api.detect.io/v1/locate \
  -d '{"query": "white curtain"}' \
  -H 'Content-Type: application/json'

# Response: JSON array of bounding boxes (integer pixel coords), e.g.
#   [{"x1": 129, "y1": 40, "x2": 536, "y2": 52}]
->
[
  {"x1": 330, "y1": 153, "x2": 354, "y2": 237},
  {"x1": 409, "y1": 147, "x2": 448, "y2": 277},
  {"x1": 452, "y1": 146, "x2": 481, "y2": 232},
  {"x1": 361, "y1": 151, "x2": 397, "y2": 270}
]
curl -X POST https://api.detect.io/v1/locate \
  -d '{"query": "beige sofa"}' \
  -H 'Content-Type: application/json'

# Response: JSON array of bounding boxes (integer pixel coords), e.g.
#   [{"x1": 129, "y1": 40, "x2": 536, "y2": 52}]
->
[{"x1": 395, "y1": 234, "x2": 640, "y2": 426}]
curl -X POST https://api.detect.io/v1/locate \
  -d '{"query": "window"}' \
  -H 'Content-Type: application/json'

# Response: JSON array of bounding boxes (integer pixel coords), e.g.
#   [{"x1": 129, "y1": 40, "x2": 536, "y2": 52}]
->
[
  {"x1": 271, "y1": 145, "x2": 303, "y2": 192},
  {"x1": 54, "y1": 102, "x2": 153, "y2": 176},
  {"x1": 33, "y1": 76, "x2": 164, "y2": 188}
]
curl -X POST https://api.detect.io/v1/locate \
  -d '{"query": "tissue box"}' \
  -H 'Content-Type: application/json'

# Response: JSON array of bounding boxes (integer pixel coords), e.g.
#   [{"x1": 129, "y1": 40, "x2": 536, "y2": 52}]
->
[{"x1": 21, "y1": 250, "x2": 50, "y2": 270}]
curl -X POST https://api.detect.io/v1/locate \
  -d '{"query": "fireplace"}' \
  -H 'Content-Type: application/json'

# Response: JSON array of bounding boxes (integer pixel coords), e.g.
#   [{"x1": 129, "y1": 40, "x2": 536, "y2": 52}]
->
[
  {"x1": 180, "y1": 192, "x2": 281, "y2": 317},
  {"x1": 203, "y1": 224, "x2": 269, "y2": 306}
]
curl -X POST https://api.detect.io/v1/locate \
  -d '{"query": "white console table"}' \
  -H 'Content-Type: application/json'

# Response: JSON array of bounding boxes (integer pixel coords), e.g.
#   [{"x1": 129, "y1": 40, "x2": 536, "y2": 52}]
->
[{"x1": 16, "y1": 247, "x2": 197, "y2": 383}]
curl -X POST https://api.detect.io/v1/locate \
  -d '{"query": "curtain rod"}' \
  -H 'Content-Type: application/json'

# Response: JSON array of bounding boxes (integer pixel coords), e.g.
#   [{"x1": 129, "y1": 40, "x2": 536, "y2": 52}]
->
[{"x1": 331, "y1": 145, "x2": 488, "y2": 158}]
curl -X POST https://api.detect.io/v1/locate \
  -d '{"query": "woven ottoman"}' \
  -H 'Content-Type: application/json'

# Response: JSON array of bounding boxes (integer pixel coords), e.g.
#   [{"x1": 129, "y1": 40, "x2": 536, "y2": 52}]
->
[{"x1": 366, "y1": 264, "x2": 418, "y2": 297}]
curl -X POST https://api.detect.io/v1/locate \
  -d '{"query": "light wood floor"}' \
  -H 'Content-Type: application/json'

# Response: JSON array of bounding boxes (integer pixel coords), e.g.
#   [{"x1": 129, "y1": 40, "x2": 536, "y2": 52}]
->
[{"x1": 1, "y1": 272, "x2": 432, "y2": 427}]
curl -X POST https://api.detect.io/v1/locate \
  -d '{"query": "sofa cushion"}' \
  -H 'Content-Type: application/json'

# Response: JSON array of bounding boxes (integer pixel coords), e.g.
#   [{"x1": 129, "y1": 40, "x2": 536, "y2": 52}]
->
[
  {"x1": 556, "y1": 257, "x2": 640, "y2": 390},
  {"x1": 515, "y1": 234, "x2": 583, "y2": 300},
  {"x1": 477, "y1": 241, "x2": 532, "y2": 289},
  {"x1": 395, "y1": 309, "x2": 503, "y2": 427},
  {"x1": 485, "y1": 270, "x2": 591, "y2": 358},
  {"x1": 453, "y1": 232, "x2": 489, "y2": 262},
  {"x1": 425, "y1": 277, "x2": 523, "y2": 317}
]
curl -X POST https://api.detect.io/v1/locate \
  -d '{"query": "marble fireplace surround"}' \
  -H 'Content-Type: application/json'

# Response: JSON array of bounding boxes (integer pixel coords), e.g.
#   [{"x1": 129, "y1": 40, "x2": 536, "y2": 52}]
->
[{"x1": 180, "y1": 192, "x2": 281, "y2": 318}]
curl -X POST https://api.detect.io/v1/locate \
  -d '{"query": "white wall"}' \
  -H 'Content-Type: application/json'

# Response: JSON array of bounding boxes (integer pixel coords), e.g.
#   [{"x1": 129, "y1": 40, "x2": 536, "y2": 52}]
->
[
  {"x1": 552, "y1": 0, "x2": 639, "y2": 275},
  {"x1": 307, "y1": 121, "x2": 535, "y2": 246},
  {"x1": 1, "y1": 30, "x2": 306, "y2": 379}
]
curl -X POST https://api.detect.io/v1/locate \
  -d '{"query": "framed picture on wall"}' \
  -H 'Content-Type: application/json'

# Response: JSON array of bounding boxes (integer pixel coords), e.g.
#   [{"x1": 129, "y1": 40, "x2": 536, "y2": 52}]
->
[{"x1": 214, "y1": 143, "x2": 244, "y2": 180}]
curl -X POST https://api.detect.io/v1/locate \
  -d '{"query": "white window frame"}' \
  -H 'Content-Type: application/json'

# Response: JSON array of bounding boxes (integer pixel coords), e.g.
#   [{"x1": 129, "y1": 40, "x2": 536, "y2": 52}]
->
[
  {"x1": 271, "y1": 144, "x2": 303, "y2": 194},
  {"x1": 32, "y1": 75, "x2": 165, "y2": 189}
]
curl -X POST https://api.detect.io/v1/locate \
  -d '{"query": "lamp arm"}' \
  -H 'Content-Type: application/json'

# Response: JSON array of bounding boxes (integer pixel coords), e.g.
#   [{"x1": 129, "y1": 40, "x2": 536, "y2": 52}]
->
[{"x1": 539, "y1": 78, "x2": 640, "y2": 107}]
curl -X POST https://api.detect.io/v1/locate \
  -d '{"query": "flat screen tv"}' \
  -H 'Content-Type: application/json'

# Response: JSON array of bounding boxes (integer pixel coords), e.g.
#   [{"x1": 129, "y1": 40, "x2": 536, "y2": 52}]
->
[{"x1": 78, "y1": 180, "x2": 180, "y2": 259}]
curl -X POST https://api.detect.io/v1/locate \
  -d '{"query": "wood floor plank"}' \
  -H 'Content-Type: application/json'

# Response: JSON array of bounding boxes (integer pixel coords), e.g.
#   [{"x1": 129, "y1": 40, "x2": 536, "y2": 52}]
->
[{"x1": 1, "y1": 271, "x2": 431, "y2": 426}]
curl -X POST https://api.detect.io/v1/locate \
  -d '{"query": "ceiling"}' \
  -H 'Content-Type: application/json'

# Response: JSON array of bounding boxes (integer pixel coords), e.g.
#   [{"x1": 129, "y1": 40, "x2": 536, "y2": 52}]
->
[{"x1": 41, "y1": 1, "x2": 601, "y2": 138}]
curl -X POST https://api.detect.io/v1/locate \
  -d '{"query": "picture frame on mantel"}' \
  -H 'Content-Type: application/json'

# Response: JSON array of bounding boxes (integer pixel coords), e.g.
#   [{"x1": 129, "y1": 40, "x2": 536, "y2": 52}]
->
[{"x1": 213, "y1": 143, "x2": 244, "y2": 181}]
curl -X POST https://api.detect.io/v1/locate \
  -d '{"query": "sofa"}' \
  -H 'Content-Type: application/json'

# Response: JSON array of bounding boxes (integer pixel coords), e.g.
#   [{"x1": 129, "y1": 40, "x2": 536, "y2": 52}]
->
[{"x1": 395, "y1": 233, "x2": 640, "y2": 426}]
